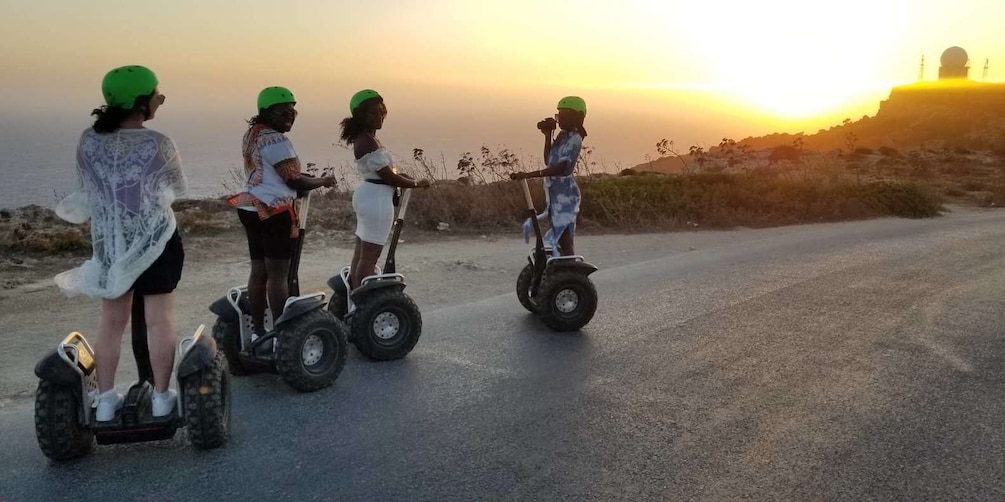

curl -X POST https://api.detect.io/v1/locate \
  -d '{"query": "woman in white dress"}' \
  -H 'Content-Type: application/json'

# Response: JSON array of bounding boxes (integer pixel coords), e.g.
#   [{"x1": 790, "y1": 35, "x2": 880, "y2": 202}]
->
[
  {"x1": 338, "y1": 90, "x2": 430, "y2": 290},
  {"x1": 55, "y1": 65, "x2": 187, "y2": 421}
]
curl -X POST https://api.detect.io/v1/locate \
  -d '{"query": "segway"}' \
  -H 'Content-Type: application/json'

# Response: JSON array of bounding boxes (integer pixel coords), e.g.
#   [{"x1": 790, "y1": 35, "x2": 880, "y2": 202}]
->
[
  {"x1": 515, "y1": 178, "x2": 598, "y2": 331},
  {"x1": 209, "y1": 191, "x2": 349, "y2": 392},
  {"x1": 326, "y1": 188, "x2": 422, "y2": 361},
  {"x1": 33, "y1": 324, "x2": 230, "y2": 461}
]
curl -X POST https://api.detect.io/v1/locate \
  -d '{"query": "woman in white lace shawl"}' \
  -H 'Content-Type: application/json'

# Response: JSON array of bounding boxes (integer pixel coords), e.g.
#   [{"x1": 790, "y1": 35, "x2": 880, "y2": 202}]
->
[
  {"x1": 54, "y1": 65, "x2": 188, "y2": 421},
  {"x1": 338, "y1": 90, "x2": 431, "y2": 291}
]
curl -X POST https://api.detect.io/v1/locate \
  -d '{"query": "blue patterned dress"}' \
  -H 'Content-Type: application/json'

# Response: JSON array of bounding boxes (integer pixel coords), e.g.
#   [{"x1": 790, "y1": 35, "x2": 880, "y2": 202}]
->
[{"x1": 524, "y1": 131, "x2": 583, "y2": 255}]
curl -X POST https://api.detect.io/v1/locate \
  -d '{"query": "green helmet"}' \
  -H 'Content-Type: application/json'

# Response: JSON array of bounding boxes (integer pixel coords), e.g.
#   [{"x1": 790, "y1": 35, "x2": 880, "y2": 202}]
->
[
  {"x1": 102, "y1": 65, "x2": 158, "y2": 109},
  {"x1": 350, "y1": 89, "x2": 382, "y2": 113},
  {"x1": 557, "y1": 96, "x2": 587, "y2": 116},
  {"x1": 258, "y1": 86, "x2": 296, "y2": 111}
]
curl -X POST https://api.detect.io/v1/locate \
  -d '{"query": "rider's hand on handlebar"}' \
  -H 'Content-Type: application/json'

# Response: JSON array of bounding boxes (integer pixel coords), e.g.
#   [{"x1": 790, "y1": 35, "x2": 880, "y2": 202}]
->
[
  {"x1": 322, "y1": 176, "x2": 337, "y2": 188},
  {"x1": 416, "y1": 179, "x2": 432, "y2": 189}
]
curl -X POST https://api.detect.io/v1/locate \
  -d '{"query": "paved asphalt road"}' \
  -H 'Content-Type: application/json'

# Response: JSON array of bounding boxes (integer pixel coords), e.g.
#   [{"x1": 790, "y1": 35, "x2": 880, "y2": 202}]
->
[{"x1": 3, "y1": 209, "x2": 1005, "y2": 501}]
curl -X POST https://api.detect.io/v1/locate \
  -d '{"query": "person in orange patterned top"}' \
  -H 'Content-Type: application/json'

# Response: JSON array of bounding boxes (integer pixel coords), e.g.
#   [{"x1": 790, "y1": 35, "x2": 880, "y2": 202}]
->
[{"x1": 229, "y1": 86, "x2": 336, "y2": 348}]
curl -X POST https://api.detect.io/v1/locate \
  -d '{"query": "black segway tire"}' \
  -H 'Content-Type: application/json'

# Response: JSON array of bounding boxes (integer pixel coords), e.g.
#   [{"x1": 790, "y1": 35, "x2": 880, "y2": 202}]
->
[
  {"x1": 515, "y1": 263, "x2": 537, "y2": 312},
  {"x1": 34, "y1": 380, "x2": 93, "y2": 461},
  {"x1": 211, "y1": 318, "x2": 252, "y2": 376},
  {"x1": 351, "y1": 289, "x2": 422, "y2": 361},
  {"x1": 327, "y1": 289, "x2": 348, "y2": 323},
  {"x1": 182, "y1": 351, "x2": 230, "y2": 449},
  {"x1": 537, "y1": 271, "x2": 598, "y2": 332},
  {"x1": 275, "y1": 310, "x2": 348, "y2": 392}
]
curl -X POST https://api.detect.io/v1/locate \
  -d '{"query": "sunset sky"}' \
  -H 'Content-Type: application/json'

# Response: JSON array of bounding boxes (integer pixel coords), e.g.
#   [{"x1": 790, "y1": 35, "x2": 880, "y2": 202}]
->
[{"x1": 2, "y1": 0, "x2": 1004, "y2": 171}]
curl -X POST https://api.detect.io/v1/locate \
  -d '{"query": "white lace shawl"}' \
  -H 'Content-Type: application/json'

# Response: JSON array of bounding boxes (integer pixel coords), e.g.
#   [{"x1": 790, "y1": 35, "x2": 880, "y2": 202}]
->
[{"x1": 54, "y1": 128, "x2": 188, "y2": 299}]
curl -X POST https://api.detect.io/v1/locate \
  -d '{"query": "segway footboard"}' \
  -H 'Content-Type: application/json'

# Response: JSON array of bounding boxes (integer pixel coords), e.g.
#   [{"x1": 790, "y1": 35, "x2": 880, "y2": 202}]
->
[
  {"x1": 210, "y1": 286, "x2": 273, "y2": 375},
  {"x1": 94, "y1": 380, "x2": 179, "y2": 445}
]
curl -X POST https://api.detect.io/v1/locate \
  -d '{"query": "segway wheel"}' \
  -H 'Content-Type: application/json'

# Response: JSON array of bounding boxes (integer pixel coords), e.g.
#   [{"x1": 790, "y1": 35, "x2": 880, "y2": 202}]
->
[
  {"x1": 351, "y1": 289, "x2": 422, "y2": 361},
  {"x1": 211, "y1": 317, "x2": 252, "y2": 376},
  {"x1": 327, "y1": 289, "x2": 348, "y2": 323},
  {"x1": 536, "y1": 271, "x2": 598, "y2": 332},
  {"x1": 34, "y1": 380, "x2": 93, "y2": 461},
  {"x1": 515, "y1": 263, "x2": 537, "y2": 312},
  {"x1": 275, "y1": 310, "x2": 348, "y2": 392},
  {"x1": 181, "y1": 351, "x2": 231, "y2": 449}
]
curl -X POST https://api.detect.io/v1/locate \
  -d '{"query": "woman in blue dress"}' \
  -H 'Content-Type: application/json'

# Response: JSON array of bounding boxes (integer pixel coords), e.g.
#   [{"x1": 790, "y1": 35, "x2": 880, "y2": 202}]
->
[{"x1": 510, "y1": 96, "x2": 588, "y2": 256}]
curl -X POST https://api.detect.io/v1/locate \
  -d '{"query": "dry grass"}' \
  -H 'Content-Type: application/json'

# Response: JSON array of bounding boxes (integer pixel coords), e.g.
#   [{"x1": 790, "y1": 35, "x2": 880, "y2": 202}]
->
[
  {"x1": 2, "y1": 148, "x2": 961, "y2": 259},
  {"x1": 579, "y1": 173, "x2": 940, "y2": 230},
  {"x1": 823, "y1": 149, "x2": 1005, "y2": 207}
]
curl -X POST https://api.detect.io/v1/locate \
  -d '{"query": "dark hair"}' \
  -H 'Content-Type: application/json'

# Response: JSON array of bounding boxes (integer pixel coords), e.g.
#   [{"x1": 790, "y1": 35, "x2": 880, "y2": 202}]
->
[
  {"x1": 91, "y1": 94, "x2": 154, "y2": 134},
  {"x1": 339, "y1": 97, "x2": 383, "y2": 145},
  {"x1": 246, "y1": 113, "x2": 265, "y2": 129},
  {"x1": 570, "y1": 111, "x2": 588, "y2": 138}
]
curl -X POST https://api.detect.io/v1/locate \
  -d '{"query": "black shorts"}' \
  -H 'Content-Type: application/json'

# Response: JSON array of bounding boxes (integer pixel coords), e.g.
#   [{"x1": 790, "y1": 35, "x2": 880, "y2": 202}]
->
[
  {"x1": 131, "y1": 230, "x2": 184, "y2": 295},
  {"x1": 238, "y1": 209, "x2": 293, "y2": 260}
]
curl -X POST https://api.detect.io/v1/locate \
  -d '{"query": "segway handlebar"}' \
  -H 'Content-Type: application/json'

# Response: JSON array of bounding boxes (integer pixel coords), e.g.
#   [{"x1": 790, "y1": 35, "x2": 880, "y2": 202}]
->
[{"x1": 520, "y1": 179, "x2": 535, "y2": 211}]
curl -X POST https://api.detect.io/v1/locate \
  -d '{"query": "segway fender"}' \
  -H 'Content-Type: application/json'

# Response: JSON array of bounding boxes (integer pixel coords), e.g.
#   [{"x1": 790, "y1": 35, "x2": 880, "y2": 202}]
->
[
  {"x1": 177, "y1": 331, "x2": 219, "y2": 379},
  {"x1": 34, "y1": 352, "x2": 82, "y2": 387},
  {"x1": 350, "y1": 279, "x2": 406, "y2": 302},
  {"x1": 546, "y1": 261, "x2": 598, "y2": 276},
  {"x1": 326, "y1": 275, "x2": 348, "y2": 294},
  {"x1": 35, "y1": 332, "x2": 95, "y2": 386},
  {"x1": 209, "y1": 296, "x2": 239, "y2": 322},
  {"x1": 274, "y1": 296, "x2": 326, "y2": 326}
]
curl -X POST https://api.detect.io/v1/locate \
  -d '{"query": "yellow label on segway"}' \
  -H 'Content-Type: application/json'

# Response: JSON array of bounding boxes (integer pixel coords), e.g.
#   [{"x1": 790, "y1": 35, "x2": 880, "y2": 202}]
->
[
  {"x1": 61, "y1": 332, "x2": 96, "y2": 374},
  {"x1": 74, "y1": 344, "x2": 95, "y2": 373}
]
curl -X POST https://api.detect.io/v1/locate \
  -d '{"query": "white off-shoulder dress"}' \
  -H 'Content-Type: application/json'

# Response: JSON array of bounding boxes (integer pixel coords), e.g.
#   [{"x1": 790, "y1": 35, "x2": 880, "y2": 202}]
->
[{"x1": 352, "y1": 148, "x2": 396, "y2": 245}]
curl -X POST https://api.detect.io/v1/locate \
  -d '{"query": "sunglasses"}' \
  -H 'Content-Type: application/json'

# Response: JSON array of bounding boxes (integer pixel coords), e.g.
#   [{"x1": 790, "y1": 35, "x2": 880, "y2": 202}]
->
[{"x1": 272, "y1": 107, "x2": 298, "y2": 118}]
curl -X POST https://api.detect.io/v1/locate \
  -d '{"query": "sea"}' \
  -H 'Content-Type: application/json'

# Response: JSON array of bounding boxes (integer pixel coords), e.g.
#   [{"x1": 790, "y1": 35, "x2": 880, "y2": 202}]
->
[
  {"x1": 0, "y1": 107, "x2": 681, "y2": 210},
  {"x1": 0, "y1": 115, "x2": 373, "y2": 210}
]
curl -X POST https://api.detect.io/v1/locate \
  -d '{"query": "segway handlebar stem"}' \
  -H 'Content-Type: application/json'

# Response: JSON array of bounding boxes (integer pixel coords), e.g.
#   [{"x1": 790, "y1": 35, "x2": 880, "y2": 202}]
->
[
  {"x1": 296, "y1": 191, "x2": 311, "y2": 230},
  {"x1": 520, "y1": 179, "x2": 535, "y2": 211},
  {"x1": 396, "y1": 188, "x2": 413, "y2": 221}
]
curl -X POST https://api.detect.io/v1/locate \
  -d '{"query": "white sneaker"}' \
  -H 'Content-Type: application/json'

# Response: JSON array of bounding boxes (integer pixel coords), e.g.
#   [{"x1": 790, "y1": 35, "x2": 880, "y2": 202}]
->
[
  {"x1": 95, "y1": 389, "x2": 124, "y2": 422},
  {"x1": 152, "y1": 389, "x2": 178, "y2": 417}
]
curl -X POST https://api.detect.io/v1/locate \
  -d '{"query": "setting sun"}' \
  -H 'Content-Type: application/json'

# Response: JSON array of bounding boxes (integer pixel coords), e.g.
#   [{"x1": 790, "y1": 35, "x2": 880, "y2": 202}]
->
[{"x1": 667, "y1": 0, "x2": 911, "y2": 118}]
